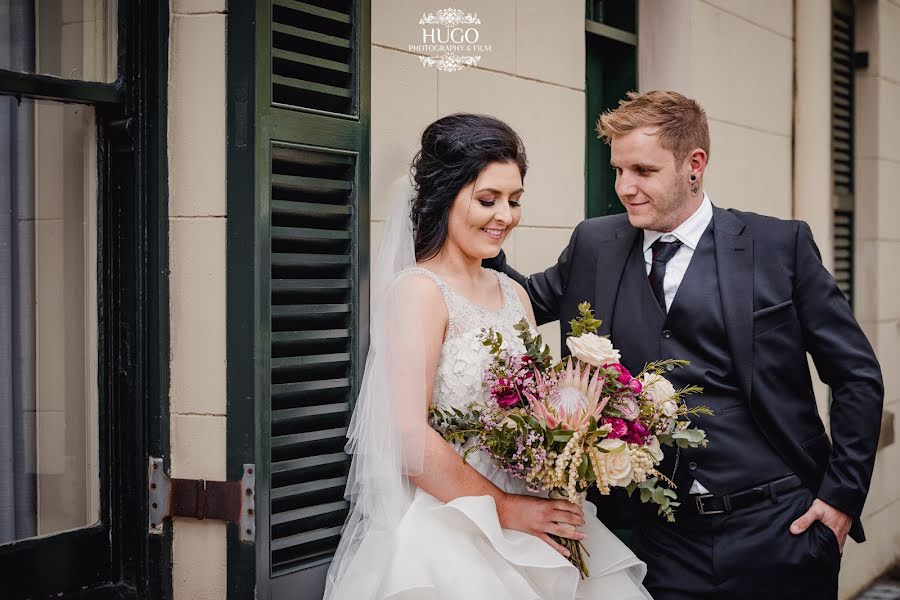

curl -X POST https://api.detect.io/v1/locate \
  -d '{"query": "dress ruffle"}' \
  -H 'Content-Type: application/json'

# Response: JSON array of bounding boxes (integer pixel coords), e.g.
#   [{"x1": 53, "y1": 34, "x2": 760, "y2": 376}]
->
[{"x1": 329, "y1": 488, "x2": 649, "y2": 600}]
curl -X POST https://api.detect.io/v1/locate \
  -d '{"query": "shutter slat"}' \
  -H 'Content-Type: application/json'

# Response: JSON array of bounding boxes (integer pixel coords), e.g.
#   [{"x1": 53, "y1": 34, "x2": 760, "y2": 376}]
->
[
  {"x1": 273, "y1": 402, "x2": 351, "y2": 425},
  {"x1": 272, "y1": 329, "x2": 350, "y2": 343},
  {"x1": 272, "y1": 427, "x2": 349, "y2": 448},
  {"x1": 272, "y1": 253, "x2": 351, "y2": 268},
  {"x1": 273, "y1": 0, "x2": 351, "y2": 24},
  {"x1": 272, "y1": 304, "x2": 350, "y2": 318},
  {"x1": 272, "y1": 354, "x2": 351, "y2": 370},
  {"x1": 272, "y1": 451, "x2": 348, "y2": 475},
  {"x1": 272, "y1": 200, "x2": 351, "y2": 217},
  {"x1": 273, "y1": 74, "x2": 354, "y2": 99},
  {"x1": 272, "y1": 173, "x2": 353, "y2": 194},
  {"x1": 271, "y1": 526, "x2": 344, "y2": 551},
  {"x1": 272, "y1": 500, "x2": 351, "y2": 526},
  {"x1": 272, "y1": 378, "x2": 351, "y2": 397},
  {"x1": 272, "y1": 279, "x2": 352, "y2": 293},
  {"x1": 271, "y1": 476, "x2": 348, "y2": 500},
  {"x1": 272, "y1": 22, "x2": 351, "y2": 49},
  {"x1": 272, "y1": 226, "x2": 351, "y2": 242}
]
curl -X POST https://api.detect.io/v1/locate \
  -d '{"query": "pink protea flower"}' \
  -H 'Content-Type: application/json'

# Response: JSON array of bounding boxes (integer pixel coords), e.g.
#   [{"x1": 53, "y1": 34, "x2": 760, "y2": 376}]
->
[{"x1": 524, "y1": 359, "x2": 610, "y2": 430}]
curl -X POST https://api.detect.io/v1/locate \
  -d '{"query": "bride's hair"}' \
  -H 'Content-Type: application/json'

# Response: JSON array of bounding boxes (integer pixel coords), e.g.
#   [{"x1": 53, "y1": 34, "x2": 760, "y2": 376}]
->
[{"x1": 410, "y1": 113, "x2": 527, "y2": 261}]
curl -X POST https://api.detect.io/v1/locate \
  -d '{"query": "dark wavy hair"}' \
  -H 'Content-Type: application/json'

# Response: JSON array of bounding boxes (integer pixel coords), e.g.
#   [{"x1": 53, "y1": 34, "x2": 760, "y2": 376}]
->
[{"x1": 410, "y1": 114, "x2": 528, "y2": 262}]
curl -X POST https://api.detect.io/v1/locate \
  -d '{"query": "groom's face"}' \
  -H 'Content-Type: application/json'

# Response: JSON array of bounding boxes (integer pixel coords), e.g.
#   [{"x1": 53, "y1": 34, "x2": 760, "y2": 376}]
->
[{"x1": 610, "y1": 127, "x2": 691, "y2": 232}]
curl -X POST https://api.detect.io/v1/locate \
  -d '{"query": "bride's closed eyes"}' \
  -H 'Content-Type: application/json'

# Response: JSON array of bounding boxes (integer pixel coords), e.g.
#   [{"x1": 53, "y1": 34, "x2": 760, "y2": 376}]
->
[{"x1": 478, "y1": 198, "x2": 522, "y2": 208}]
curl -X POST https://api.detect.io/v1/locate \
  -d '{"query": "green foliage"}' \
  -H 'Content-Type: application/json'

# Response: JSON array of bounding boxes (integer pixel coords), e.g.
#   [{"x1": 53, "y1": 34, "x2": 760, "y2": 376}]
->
[
  {"x1": 513, "y1": 318, "x2": 553, "y2": 371},
  {"x1": 568, "y1": 302, "x2": 603, "y2": 337},
  {"x1": 626, "y1": 477, "x2": 680, "y2": 523}
]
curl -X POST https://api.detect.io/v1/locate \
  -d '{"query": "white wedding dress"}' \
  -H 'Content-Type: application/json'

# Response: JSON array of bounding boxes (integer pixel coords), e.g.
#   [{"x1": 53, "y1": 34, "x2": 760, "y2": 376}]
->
[{"x1": 328, "y1": 266, "x2": 651, "y2": 600}]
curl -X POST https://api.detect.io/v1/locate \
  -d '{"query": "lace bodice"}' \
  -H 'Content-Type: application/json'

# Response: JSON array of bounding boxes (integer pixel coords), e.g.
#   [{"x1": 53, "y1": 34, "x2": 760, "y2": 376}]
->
[
  {"x1": 406, "y1": 267, "x2": 541, "y2": 493},
  {"x1": 406, "y1": 267, "x2": 530, "y2": 410}
]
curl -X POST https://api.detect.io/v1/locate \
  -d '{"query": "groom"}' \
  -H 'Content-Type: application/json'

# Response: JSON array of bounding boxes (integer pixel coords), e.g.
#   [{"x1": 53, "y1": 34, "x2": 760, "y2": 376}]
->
[{"x1": 486, "y1": 90, "x2": 883, "y2": 598}]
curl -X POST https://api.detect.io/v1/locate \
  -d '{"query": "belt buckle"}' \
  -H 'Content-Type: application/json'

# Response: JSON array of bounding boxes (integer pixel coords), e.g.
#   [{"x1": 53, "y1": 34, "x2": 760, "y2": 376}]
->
[{"x1": 695, "y1": 493, "x2": 731, "y2": 515}]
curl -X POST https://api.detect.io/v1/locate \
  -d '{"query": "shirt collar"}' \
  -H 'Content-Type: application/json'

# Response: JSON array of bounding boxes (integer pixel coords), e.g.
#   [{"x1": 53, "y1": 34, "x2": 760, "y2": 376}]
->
[{"x1": 642, "y1": 194, "x2": 713, "y2": 253}]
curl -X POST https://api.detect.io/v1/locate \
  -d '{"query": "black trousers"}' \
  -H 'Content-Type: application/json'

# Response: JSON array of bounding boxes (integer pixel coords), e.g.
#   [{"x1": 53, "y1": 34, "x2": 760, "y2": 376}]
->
[{"x1": 631, "y1": 486, "x2": 841, "y2": 599}]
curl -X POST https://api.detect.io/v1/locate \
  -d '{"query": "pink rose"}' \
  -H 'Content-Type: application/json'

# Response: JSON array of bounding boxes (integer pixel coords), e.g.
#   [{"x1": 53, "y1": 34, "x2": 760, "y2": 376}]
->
[
  {"x1": 607, "y1": 363, "x2": 633, "y2": 385},
  {"x1": 603, "y1": 417, "x2": 628, "y2": 439},
  {"x1": 629, "y1": 378, "x2": 643, "y2": 394}
]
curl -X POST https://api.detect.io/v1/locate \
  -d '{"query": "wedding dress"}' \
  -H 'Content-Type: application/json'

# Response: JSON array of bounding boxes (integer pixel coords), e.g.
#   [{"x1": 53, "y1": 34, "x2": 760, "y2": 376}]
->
[{"x1": 326, "y1": 264, "x2": 651, "y2": 599}]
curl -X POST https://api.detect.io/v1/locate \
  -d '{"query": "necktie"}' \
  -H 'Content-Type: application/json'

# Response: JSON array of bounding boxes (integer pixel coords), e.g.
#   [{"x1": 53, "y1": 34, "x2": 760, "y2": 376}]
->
[{"x1": 648, "y1": 238, "x2": 683, "y2": 314}]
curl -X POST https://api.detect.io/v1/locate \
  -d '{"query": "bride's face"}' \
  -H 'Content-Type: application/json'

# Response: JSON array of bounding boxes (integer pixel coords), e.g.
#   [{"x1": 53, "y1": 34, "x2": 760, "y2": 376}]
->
[{"x1": 445, "y1": 161, "x2": 524, "y2": 260}]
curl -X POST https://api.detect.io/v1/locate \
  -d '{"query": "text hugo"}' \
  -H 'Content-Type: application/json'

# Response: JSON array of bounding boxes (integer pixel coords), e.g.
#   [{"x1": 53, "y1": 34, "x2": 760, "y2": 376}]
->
[{"x1": 422, "y1": 27, "x2": 480, "y2": 44}]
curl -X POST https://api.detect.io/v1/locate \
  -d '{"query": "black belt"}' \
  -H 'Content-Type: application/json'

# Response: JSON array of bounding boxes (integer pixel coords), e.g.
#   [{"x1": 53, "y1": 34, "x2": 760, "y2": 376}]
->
[{"x1": 692, "y1": 474, "x2": 804, "y2": 516}]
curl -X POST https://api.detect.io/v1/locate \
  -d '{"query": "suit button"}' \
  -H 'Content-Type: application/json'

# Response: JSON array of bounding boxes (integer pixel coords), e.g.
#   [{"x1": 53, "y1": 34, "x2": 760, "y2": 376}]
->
[
  {"x1": 688, "y1": 462, "x2": 698, "y2": 471},
  {"x1": 665, "y1": 364, "x2": 675, "y2": 372},
  {"x1": 662, "y1": 330, "x2": 672, "y2": 339}
]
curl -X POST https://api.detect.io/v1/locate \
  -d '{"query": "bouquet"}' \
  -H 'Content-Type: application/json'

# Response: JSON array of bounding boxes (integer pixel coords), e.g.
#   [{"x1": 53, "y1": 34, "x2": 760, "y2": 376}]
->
[{"x1": 429, "y1": 303, "x2": 711, "y2": 577}]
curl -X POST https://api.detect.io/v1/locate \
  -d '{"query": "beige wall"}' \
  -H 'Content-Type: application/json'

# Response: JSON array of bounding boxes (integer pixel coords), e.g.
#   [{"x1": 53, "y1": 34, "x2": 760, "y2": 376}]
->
[
  {"x1": 840, "y1": 0, "x2": 900, "y2": 597},
  {"x1": 167, "y1": 0, "x2": 228, "y2": 598},
  {"x1": 372, "y1": 0, "x2": 586, "y2": 358},
  {"x1": 639, "y1": 0, "x2": 794, "y2": 219}
]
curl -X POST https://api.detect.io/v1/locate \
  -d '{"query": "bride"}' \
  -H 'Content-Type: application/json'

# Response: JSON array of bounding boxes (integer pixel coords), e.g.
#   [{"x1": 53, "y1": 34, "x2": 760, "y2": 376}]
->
[{"x1": 324, "y1": 114, "x2": 650, "y2": 599}]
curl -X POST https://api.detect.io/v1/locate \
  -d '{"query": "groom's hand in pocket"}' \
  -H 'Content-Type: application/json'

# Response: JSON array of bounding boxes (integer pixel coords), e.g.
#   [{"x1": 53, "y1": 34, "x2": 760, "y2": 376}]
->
[{"x1": 789, "y1": 498, "x2": 852, "y2": 552}]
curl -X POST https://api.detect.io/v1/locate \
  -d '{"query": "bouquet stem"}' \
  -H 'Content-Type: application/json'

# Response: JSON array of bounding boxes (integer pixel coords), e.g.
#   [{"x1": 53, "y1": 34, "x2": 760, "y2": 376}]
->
[
  {"x1": 553, "y1": 535, "x2": 590, "y2": 579},
  {"x1": 549, "y1": 490, "x2": 591, "y2": 579}
]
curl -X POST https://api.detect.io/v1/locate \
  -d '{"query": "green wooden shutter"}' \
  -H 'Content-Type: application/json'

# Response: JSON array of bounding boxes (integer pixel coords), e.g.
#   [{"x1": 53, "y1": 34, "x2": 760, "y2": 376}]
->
[
  {"x1": 585, "y1": 1, "x2": 636, "y2": 218},
  {"x1": 239, "y1": 1, "x2": 370, "y2": 598},
  {"x1": 269, "y1": 144, "x2": 356, "y2": 576},
  {"x1": 831, "y1": 1, "x2": 854, "y2": 308}
]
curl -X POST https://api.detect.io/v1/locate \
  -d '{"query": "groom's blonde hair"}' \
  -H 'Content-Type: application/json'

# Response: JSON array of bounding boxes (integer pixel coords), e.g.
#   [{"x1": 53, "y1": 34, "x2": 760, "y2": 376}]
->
[{"x1": 596, "y1": 90, "x2": 710, "y2": 164}]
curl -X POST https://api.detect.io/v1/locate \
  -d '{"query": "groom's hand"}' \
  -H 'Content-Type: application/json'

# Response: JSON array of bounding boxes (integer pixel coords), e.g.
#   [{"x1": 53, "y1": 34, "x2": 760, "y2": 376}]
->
[{"x1": 789, "y1": 498, "x2": 852, "y2": 552}]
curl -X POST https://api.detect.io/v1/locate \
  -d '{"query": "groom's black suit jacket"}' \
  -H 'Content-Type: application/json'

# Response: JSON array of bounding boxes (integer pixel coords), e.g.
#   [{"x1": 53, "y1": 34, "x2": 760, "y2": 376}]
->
[{"x1": 489, "y1": 206, "x2": 883, "y2": 542}]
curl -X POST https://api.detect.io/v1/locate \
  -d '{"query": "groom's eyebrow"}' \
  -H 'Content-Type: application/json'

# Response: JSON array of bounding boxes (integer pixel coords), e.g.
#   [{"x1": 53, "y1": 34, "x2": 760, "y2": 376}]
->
[{"x1": 610, "y1": 161, "x2": 659, "y2": 170}]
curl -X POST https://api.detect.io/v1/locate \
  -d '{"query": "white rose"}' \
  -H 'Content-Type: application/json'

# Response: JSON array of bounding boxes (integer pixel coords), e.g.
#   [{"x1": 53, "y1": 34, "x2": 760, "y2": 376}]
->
[
  {"x1": 597, "y1": 438, "x2": 634, "y2": 487},
  {"x1": 566, "y1": 333, "x2": 621, "y2": 367},
  {"x1": 642, "y1": 373, "x2": 677, "y2": 406}
]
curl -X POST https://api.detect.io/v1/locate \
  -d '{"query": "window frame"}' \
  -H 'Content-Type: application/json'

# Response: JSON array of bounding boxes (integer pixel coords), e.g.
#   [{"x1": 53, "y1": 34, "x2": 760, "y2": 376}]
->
[{"x1": 0, "y1": 1, "x2": 170, "y2": 597}]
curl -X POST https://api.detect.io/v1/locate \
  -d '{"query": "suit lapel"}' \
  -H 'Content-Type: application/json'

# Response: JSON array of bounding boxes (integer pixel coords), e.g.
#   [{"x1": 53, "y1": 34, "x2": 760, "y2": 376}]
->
[
  {"x1": 712, "y1": 206, "x2": 754, "y2": 405},
  {"x1": 595, "y1": 224, "x2": 640, "y2": 336}
]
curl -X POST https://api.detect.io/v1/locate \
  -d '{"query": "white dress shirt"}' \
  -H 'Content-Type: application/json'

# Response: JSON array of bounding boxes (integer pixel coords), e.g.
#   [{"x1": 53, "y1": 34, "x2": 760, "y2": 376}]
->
[
  {"x1": 642, "y1": 194, "x2": 713, "y2": 311},
  {"x1": 642, "y1": 194, "x2": 714, "y2": 493}
]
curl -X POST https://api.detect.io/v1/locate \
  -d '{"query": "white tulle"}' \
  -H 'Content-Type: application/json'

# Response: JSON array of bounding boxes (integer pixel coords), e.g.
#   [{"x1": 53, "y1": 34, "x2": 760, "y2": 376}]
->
[
  {"x1": 324, "y1": 176, "x2": 428, "y2": 598},
  {"x1": 324, "y1": 177, "x2": 651, "y2": 599}
]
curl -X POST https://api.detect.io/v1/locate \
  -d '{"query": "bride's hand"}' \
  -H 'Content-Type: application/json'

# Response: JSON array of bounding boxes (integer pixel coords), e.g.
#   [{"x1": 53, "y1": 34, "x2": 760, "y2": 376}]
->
[{"x1": 497, "y1": 493, "x2": 586, "y2": 557}]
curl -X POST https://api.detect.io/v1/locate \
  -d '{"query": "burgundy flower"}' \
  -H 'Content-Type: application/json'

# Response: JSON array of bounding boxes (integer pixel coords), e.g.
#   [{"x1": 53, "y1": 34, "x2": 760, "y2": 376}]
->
[
  {"x1": 607, "y1": 363, "x2": 633, "y2": 385},
  {"x1": 624, "y1": 420, "x2": 650, "y2": 445},
  {"x1": 496, "y1": 388, "x2": 521, "y2": 408},
  {"x1": 629, "y1": 378, "x2": 643, "y2": 394}
]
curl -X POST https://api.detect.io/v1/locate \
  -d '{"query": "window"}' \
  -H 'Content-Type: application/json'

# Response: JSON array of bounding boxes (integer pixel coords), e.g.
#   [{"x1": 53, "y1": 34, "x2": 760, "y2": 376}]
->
[
  {"x1": 585, "y1": 0, "x2": 637, "y2": 218},
  {"x1": 226, "y1": 1, "x2": 370, "y2": 598},
  {"x1": 1, "y1": 98, "x2": 100, "y2": 545},
  {"x1": 0, "y1": 2, "x2": 167, "y2": 597}
]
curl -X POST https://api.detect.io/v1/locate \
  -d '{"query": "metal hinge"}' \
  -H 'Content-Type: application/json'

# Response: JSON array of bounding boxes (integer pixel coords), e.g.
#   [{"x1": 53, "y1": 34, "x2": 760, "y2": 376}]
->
[{"x1": 148, "y1": 456, "x2": 255, "y2": 543}]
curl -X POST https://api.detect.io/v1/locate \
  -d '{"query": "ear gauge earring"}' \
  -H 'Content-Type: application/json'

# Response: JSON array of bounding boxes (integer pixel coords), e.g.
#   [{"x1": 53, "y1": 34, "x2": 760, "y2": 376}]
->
[{"x1": 689, "y1": 174, "x2": 699, "y2": 196}]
